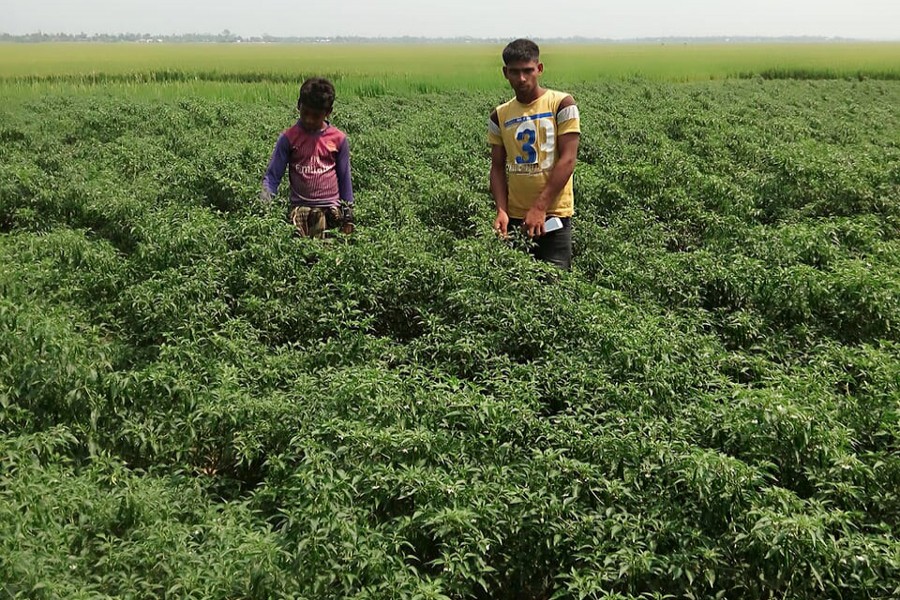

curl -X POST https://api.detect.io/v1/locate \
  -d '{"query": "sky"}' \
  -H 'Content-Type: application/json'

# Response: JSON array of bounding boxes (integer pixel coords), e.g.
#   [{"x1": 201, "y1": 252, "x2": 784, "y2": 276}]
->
[{"x1": 3, "y1": 0, "x2": 899, "y2": 40}]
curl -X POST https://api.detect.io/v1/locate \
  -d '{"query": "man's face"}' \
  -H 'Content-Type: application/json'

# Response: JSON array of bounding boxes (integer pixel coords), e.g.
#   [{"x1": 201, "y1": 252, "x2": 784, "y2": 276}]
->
[
  {"x1": 299, "y1": 104, "x2": 331, "y2": 132},
  {"x1": 503, "y1": 59, "x2": 543, "y2": 97}
]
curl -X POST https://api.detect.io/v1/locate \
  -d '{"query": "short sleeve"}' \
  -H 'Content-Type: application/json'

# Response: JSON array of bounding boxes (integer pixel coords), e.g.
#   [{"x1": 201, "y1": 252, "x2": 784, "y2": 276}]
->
[
  {"x1": 488, "y1": 116, "x2": 502, "y2": 145},
  {"x1": 557, "y1": 104, "x2": 581, "y2": 136}
]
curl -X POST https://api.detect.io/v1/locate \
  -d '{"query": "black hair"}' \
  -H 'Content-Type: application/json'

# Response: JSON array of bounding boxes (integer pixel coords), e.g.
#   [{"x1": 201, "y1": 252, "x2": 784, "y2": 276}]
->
[
  {"x1": 297, "y1": 77, "x2": 335, "y2": 111},
  {"x1": 502, "y1": 38, "x2": 540, "y2": 65}
]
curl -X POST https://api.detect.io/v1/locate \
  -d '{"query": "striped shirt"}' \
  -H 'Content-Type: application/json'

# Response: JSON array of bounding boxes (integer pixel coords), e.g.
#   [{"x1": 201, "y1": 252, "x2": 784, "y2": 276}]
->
[{"x1": 262, "y1": 121, "x2": 354, "y2": 208}]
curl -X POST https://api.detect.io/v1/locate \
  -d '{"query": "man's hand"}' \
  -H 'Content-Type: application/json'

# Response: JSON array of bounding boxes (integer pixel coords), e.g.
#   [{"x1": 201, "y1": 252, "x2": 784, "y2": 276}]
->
[
  {"x1": 493, "y1": 210, "x2": 510, "y2": 237},
  {"x1": 523, "y1": 205, "x2": 547, "y2": 238}
]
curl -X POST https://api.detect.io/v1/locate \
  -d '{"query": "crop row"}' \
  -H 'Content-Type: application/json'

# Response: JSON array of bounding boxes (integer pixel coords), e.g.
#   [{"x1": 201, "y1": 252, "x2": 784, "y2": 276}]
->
[{"x1": 1, "y1": 79, "x2": 898, "y2": 598}]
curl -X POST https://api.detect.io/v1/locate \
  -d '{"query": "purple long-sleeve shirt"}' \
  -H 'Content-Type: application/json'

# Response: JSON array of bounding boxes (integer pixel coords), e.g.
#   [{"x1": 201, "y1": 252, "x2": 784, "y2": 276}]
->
[{"x1": 261, "y1": 121, "x2": 354, "y2": 208}]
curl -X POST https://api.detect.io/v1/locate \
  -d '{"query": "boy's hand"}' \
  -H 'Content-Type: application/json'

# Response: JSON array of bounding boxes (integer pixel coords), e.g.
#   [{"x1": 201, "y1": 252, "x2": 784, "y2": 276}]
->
[
  {"x1": 255, "y1": 191, "x2": 280, "y2": 218},
  {"x1": 340, "y1": 201, "x2": 354, "y2": 234}
]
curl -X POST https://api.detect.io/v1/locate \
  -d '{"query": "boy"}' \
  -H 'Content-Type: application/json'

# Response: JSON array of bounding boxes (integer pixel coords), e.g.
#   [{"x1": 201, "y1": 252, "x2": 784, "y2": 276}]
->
[
  {"x1": 260, "y1": 77, "x2": 355, "y2": 237},
  {"x1": 488, "y1": 39, "x2": 580, "y2": 269}
]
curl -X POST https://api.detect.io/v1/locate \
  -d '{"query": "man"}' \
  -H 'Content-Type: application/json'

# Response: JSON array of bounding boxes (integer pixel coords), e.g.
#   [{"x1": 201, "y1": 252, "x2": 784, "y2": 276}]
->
[{"x1": 488, "y1": 38, "x2": 581, "y2": 270}]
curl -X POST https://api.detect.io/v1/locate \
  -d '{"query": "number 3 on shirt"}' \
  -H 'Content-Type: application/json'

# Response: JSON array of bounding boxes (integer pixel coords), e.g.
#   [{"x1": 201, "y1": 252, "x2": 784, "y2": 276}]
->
[{"x1": 514, "y1": 118, "x2": 556, "y2": 167}]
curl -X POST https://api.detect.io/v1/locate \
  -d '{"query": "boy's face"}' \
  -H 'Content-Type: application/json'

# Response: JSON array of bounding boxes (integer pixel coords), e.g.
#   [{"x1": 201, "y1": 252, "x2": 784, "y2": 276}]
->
[
  {"x1": 503, "y1": 59, "x2": 543, "y2": 98},
  {"x1": 298, "y1": 104, "x2": 331, "y2": 132}
]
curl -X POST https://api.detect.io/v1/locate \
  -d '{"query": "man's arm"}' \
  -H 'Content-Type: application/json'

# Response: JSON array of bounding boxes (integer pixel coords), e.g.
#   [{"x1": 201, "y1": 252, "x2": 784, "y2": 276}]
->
[
  {"x1": 488, "y1": 109, "x2": 510, "y2": 235},
  {"x1": 260, "y1": 134, "x2": 290, "y2": 203},
  {"x1": 523, "y1": 96, "x2": 580, "y2": 237},
  {"x1": 490, "y1": 144, "x2": 510, "y2": 235}
]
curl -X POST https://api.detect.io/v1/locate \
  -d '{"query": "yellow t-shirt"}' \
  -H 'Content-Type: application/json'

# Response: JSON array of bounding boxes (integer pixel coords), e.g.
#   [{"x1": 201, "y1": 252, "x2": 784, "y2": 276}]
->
[{"x1": 488, "y1": 89, "x2": 581, "y2": 219}]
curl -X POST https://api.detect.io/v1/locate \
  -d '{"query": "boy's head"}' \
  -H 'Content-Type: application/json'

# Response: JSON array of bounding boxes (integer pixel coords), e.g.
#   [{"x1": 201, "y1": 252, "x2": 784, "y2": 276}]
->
[
  {"x1": 501, "y1": 39, "x2": 543, "y2": 99},
  {"x1": 297, "y1": 77, "x2": 335, "y2": 132}
]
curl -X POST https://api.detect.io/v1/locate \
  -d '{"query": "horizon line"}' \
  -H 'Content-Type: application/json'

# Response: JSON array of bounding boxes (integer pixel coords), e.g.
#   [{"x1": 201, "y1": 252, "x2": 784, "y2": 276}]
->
[{"x1": 3, "y1": 32, "x2": 900, "y2": 43}]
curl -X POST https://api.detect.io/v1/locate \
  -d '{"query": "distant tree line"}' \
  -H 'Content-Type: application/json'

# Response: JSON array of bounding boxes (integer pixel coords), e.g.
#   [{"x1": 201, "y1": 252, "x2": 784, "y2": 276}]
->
[
  {"x1": 1, "y1": 31, "x2": 309, "y2": 43},
  {"x1": 0, "y1": 31, "x2": 865, "y2": 44},
  {"x1": 0, "y1": 31, "x2": 511, "y2": 44}
]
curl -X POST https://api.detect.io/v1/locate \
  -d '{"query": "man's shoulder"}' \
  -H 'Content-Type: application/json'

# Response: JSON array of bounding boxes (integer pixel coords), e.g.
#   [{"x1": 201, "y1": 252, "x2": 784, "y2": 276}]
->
[
  {"x1": 494, "y1": 96, "x2": 519, "y2": 114},
  {"x1": 545, "y1": 89, "x2": 576, "y2": 106}
]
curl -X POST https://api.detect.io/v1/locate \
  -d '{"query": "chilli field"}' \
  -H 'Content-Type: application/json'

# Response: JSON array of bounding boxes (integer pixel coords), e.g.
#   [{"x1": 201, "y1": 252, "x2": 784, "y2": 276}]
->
[{"x1": 1, "y1": 43, "x2": 899, "y2": 599}]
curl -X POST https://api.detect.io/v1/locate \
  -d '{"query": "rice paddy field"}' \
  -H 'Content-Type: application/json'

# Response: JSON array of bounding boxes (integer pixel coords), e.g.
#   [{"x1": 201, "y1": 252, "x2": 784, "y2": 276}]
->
[
  {"x1": 2, "y1": 41, "x2": 900, "y2": 94},
  {"x1": 1, "y1": 42, "x2": 899, "y2": 599}
]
